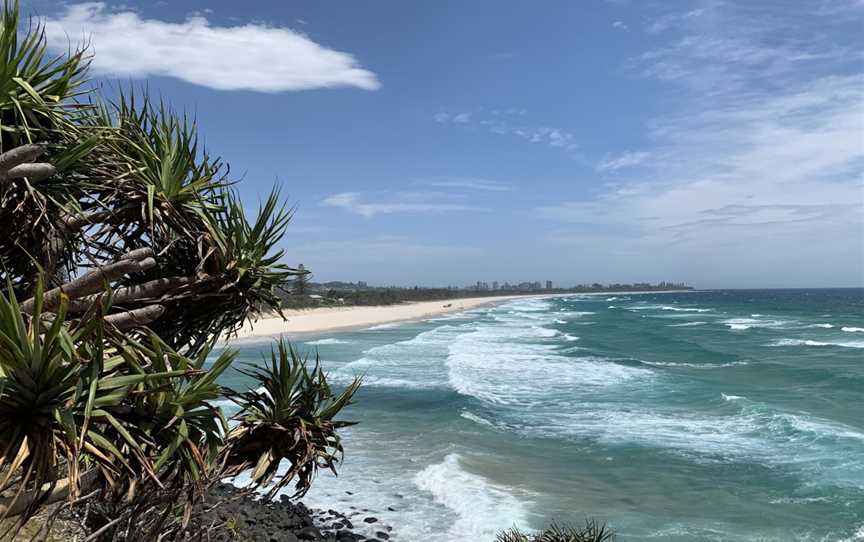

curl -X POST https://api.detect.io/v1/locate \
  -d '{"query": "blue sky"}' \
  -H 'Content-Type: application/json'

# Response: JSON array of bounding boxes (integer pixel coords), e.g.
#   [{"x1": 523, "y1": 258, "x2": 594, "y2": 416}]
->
[{"x1": 30, "y1": 0, "x2": 864, "y2": 288}]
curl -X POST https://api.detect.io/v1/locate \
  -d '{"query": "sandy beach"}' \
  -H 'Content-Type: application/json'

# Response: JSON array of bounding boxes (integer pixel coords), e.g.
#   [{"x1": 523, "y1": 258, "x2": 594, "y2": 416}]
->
[{"x1": 230, "y1": 295, "x2": 533, "y2": 339}]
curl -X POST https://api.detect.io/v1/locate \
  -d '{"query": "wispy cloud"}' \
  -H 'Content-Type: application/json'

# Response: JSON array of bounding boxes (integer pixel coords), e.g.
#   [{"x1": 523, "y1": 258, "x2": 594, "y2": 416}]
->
[
  {"x1": 435, "y1": 111, "x2": 471, "y2": 123},
  {"x1": 612, "y1": 21, "x2": 629, "y2": 31},
  {"x1": 539, "y1": 3, "x2": 863, "y2": 283},
  {"x1": 434, "y1": 108, "x2": 579, "y2": 152},
  {"x1": 424, "y1": 178, "x2": 513, "y2": 192},
  {"x1": 541, "y1": 73, "x2": 864, "y2": 239},
  {"x1": 322, "y1": 192, "x2": 482, "y2": 217},
  {"x1": 43, "y1": 2, "x2": 380, "y2": 92},
  {"x1": 596, "y1": 151, "x2": 650, "y2": 172},
  {"x1": 646, "y1": 7, "x2": 708, "y2": 34}
]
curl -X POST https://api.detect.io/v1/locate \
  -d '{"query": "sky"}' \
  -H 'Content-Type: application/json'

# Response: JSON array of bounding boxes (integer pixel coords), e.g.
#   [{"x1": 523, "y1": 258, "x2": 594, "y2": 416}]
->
[{"x1": 26, "y1": 0, "x2": 864, "y2": 288}]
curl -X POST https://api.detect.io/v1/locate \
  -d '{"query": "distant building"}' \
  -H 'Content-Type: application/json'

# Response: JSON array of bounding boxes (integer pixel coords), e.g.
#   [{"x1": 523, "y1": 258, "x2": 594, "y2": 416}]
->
[
  {"x1": 493, "y1": 281, "x2": 499, "y2": 290},
  {"x1": 546, "y1": 280, "x2": 553, "y2": 289},
  {"x1": 357, "y1": 281, "x2": 368, "y2": 288}
]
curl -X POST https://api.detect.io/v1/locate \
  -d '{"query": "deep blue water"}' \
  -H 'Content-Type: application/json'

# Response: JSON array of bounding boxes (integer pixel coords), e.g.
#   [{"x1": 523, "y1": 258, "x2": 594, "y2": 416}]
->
[{"x1": 218, "y1": 289, "x2": 864, "y2": 541}]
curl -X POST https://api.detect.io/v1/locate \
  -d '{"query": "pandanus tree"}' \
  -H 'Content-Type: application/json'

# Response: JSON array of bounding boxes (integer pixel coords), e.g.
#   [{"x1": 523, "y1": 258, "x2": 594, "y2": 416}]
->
[{"x1": 0, "y1": 2, "x2": 359, "y2": 540}]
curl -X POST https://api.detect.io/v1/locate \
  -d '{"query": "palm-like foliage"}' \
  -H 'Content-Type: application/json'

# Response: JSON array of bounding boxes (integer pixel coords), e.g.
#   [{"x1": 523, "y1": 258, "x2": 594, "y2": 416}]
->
[
  {"x1": 0, "y1": 2, "x2": 358, "y2": 540},
  {"x1": 0, "y1": 283, "x2": 207, "y2": 525},
  {"x1": 81, "y1": 93, "x2": 226, "y2": 238},
  {"x1": 0, "y1": 0, "x2": 98, "y2": 290},
  {"x1": 0, "y1": 0, "x2": 90, "y2": 152},
  {"x1": 497, "y1": 521, "x2": 616, "y2": 542},
  {"x1": 0, "y1": 283, "x2": 357, "y2": 540},
  {"x1": 223, "y1": 340, "x2": 360, "y2": 500}
]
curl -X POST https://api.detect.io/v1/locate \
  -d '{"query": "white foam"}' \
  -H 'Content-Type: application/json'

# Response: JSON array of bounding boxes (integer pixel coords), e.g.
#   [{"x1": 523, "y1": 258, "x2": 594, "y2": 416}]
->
[
  {"x1": 447, "y1": 326, "x2": 650, "y2": 405},
  {"x1": 842, "y1": 327, "x2": 864, "y2": 333},
  {"x1": 331, "y1": 325, "x2": 463, "y2": 390},
  {"x1": 668, "y1": 321, "x2": 708, "y2": 327},
  {"x1": 721, "y1": 393, "x2": 744, "y2": 401},
  {"x1": 642, "y1": 360, "x2": 749, "y2": 369},
  {"x1": 555, "y1": 311, "x2": 596, "y2": 317},
  {"x1": 563, "y1": 334, "x2": 580, "y2": 342},
  {"x1": 769, "y1": 338, "x2": 864, "y2": 349},
  {"x1": 531, "y1": 326, "x2": 560, "y2": 338},
  {"x1": 413, "y1": 454, "x2": 532, "y2": 540},
  {"x1": 838, "y1": 524, "x2": 864, "y2": 542},
  {"x1": 805, "y1": 323, "x2": 834, "y2": 329},
  {"x1": 305, "y1": 337, "x2": 346, "y2": 345},
  {"x1": 662, "y1": 306, "x2": 713, "y2": 313},
  {"x1": 626, "y1": 304, "x2": 711, "y2": 313},
  {"x1": 460, "y1": 410, "x2": 497, "y2": 428},
  {"x1": 723, "y1": 318, "x2": 791, "y2": 330},
  {"x1": 365, "y1": 322, "x2": 403, "y2": 330},
  {"x1": 535, "y1": 399, "x2": 864, "y2": 477}
]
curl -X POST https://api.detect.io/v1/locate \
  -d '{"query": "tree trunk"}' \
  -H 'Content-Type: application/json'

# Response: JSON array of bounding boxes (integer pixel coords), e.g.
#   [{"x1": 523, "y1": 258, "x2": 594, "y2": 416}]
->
[{"x1": 0, "y1": 469, "x2": 98, "y2": 519}]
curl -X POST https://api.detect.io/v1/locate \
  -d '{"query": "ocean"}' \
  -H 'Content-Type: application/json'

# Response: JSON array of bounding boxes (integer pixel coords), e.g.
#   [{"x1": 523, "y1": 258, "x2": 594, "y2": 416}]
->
[{"x1": 218, "y1": 289, "x2": 864, "y2": 541}]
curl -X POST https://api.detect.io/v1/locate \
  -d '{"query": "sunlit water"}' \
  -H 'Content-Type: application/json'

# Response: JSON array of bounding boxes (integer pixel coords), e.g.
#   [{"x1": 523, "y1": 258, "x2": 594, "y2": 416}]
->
[{"x1": 216, "y1": 290, "x2": 864, "y2": 541}]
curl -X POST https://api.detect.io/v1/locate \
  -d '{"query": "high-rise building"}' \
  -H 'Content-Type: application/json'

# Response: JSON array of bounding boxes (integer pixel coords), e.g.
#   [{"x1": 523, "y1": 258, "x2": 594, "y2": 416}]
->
[
  {"x1": 546, "y1": 280, "x2": 553, "y2": 289},
  {"x1": 493, "y1": 281, "x2": 499, "y2": 290}
]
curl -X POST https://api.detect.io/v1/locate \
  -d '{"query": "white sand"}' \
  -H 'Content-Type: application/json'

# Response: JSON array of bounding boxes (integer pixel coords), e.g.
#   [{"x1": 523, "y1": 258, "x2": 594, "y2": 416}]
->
[{"x1": 230, "y1": 295, "x2": 532, "y2": 339}]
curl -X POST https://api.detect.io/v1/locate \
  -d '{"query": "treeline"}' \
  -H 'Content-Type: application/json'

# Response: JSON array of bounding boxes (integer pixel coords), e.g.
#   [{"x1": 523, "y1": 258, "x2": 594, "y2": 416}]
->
[{"x1": 279, "y1": 282, "x2": 693, "y2": 309}]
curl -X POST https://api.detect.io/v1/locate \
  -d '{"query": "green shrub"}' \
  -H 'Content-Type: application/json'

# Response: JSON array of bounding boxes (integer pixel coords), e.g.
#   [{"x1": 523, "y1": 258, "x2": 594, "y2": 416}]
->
[{"x1": 497, "y1": 520, "x2": 616, "y2": 542}]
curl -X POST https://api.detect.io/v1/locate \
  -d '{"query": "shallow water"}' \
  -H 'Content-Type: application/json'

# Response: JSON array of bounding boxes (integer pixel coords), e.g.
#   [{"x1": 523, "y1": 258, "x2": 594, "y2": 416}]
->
[{"x1": 217, "y1": 289, "x2": 864, "y2": 541}]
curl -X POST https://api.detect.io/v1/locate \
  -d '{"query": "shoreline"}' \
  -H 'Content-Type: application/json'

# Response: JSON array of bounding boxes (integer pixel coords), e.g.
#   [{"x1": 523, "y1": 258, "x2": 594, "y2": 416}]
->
[
  {"x1": 228, "y1": 295, "x2": 533, "y2": 341},
  {"x1": 228, "y1": 290, "x2": 695, "y2": 341}
]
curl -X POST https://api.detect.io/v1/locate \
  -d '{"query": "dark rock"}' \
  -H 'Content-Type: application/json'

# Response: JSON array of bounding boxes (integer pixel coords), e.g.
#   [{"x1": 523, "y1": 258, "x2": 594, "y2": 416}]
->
[
  {"x1": 296, "y1": 526, "x2": 323, "y2": 540},
  {"x1": 192, "y1": 484, "x2": 393, "y2": 541}
]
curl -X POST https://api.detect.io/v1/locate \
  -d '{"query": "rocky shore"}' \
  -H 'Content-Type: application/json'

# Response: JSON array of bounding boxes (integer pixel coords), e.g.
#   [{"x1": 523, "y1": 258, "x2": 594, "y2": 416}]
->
[{"x1": 202, "y1": 484, "x2": 395, "y2": 542}]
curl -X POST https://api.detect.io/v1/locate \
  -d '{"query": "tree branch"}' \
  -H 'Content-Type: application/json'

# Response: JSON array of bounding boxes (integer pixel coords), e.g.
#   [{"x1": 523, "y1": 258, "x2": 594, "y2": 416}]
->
[
  {"x1": 3, "y1": 163, "x2": 56, "y2": 182},
  {"x1": 0, "y1": 144, "x2": 44, "y2": 176},
  {"x1": 104, "y1": 305, "x2": 166, "y2": 330},
  {"x1": 67, "y1": 276, "x2": 196, "y2": 313},
  {"x1": 21, "y1": 249, "x2": 156, "y2": 314}
]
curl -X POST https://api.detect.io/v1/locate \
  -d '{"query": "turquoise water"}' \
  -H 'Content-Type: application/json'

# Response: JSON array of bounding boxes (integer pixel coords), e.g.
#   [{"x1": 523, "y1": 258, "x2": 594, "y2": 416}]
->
[{"x1": 219, "y1": 290, "x2": 864, "y2": 541}]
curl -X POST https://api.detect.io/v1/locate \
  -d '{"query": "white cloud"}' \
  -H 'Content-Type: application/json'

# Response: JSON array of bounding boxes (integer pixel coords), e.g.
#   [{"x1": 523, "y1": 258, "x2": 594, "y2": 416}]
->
[
  {"x1": 452, "y1": 112, "x2": 472, "y2": 123},
  {"x1": 541, "y1": 74, "x2": 864, "y2": 233},
  {"x1": 322, "y1": 192, "x2": 482, "y2": 217},
  {"x1": 43, "y1": 3, "x2": 379, "y2": 92},
  {"x1": 596, "y1": 151, "x2": 650, "y2": 172},
  {"x1": 435, "y1": 109, "x2": 579, "y2": 152},
  {"x1": 425, "y1": 178, "x2": 513, "y2": 191},
  {"x1": 612, "y1": 21, "x2": 629, "y2": 31},
  {"x1": 539, "y1": 2, "x2": 864, "y2": 286},
  {"x1": 646, "y1": 7, "x2": 709, "y2": 34}
]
